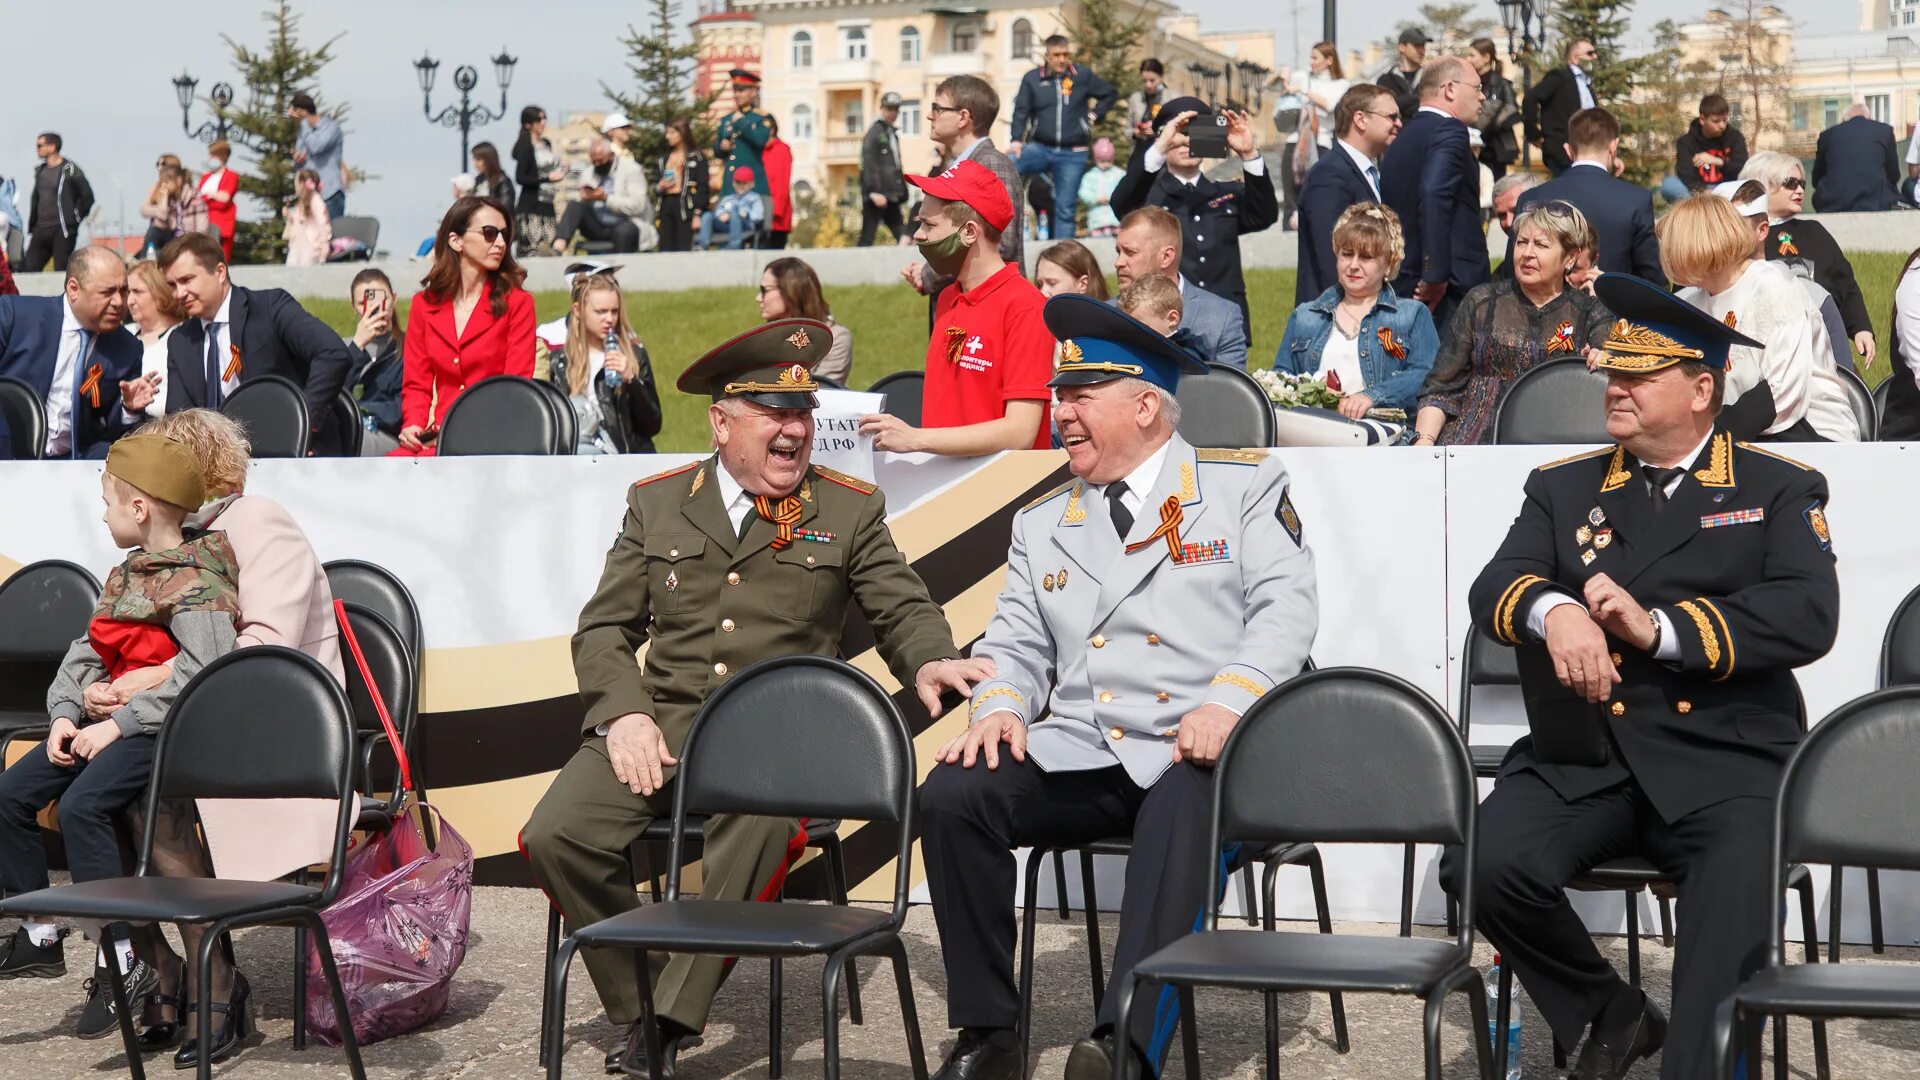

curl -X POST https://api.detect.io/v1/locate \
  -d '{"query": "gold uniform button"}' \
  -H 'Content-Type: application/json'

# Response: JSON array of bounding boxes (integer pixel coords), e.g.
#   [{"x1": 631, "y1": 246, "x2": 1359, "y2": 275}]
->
[
  {"x1": 1155, "y1": 691, "x2": 1171, "y2": 703},
  {"x1": 713, "y1": 662, "x2": 729, "y2": 676},
  {"x1": 1091, "y1": 635, "x2": 1106, "y2": 648},
  {"x1": 669, "y1": 548, "x2": 680, "y2": 558},
  {"x1": 1146, "y1": 634, "x2": 1161, "y2": 645},
  {"x1": 805, "y1": 555, "x2": 816, "y2": 565},
  {"x1": 721, "y1": 619, "x2": 736, "y2": 632},
  {"x1": 1610, "y1": 652, "x2": 1623, "y2": 666},
  {"x1": 1108, "y1": 727, "x2": 1125, "y2": 741},
  {"x1": 727, "y1": 572, "x2": 742, "y2": 585},
  {"x1": 1677, "y1": 700, "x2": 1693, "y2": 715},
  {"x1": 1098, "y1": 690, "x2": 1114, "y2": 704},
  {"x1": 1610, "y1": 701, "x2": 1626, "y2": 716}
]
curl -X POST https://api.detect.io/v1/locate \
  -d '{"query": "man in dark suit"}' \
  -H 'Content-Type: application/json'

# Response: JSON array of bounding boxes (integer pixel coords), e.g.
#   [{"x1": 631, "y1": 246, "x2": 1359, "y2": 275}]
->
[
  {"x1": 1506, "y1": 108, "x2": 1661, "y2": 283},
  {"x1": 1110, "y1": 95, "x2": 1278, "y2": 336},
  {"x1": 1381, "y1": 57, "x2": 1489, "y2": 329},
  {"x1": 158, "y1": 233, "x2": 349, "y2": 451},
  {"x1": 1112, "y1": 206, "x2": 1248, "y2": 369},
  {"x1": 1443, "y1": 273, "x2": 1841, "y2": 1080},
  {"x1": 1523, "y1": 39, "x2": 1598, "y2": 176},
  {"x1": 1811, "y1": 104, "x2": 1901, "y2": 212},
  {"x1": 0, "y1": 246, "x2": 146, "y2": 459},
  {"x1": 1296, "y1": 84, "x2": 1400, "y2": 304},
  {"x1": 859, "y1": 92, "x2": 910, "y2": 246}
]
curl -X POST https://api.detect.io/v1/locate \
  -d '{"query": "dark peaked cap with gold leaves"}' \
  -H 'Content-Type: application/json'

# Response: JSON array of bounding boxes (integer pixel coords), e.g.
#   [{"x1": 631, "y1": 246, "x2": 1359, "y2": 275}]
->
[
  {"x1": 1590, "y1": 273, "x2": 1763, "y2": 375},
  {"x1": 676, "y1": 318, "x2": 830, "y2": 409}
]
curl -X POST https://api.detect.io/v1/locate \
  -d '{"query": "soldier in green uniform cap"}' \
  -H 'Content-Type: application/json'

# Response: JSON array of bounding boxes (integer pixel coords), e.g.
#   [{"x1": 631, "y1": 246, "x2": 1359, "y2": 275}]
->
[
  {"x1": 715, "y1": 69, "x2": 771, "y2": 197},
  {"x1": 522, "y1": 316, "x2": 991, "y2": 1076}
]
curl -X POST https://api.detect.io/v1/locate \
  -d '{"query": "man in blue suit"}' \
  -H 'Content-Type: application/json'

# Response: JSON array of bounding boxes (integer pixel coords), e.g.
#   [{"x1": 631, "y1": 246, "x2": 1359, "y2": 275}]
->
[
  {"x1": 1112, "y1": 206, "x2": 1248, "y2": 369},
  {"x1": 0, "y1": 247, "x2": 146, "y2": 459},
  {"x1": 1506, "y1": 108, "x2": 1661, "y2": 283},
  {"x1": 1296, "y1": 84, "x2": 1400, "y2": 304},
  {"x1": 1381, "y1": 56, "x2": 1489, "y2": 329},
  {"x1": 1811, "y1": 104, "x2": 1901, "y2": 213}
]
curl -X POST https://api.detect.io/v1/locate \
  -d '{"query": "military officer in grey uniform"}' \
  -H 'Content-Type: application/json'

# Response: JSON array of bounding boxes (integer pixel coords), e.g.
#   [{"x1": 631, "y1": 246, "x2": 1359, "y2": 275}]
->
[
  {"x1": 522, "y1": 318, "x2": 989, "y2": 1076},
  {"x1": 919, "y1": 293, "x2": 1319, "y2": 1080}
]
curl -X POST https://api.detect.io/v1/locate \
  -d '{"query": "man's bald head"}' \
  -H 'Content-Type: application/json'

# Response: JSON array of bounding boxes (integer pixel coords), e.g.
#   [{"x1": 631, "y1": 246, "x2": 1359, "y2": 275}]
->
[
  {"x1": 66, "y1": 246, "x2": 127, "y2": 289},
  {"x1": 1416, "y1": 56, "x2": 1475, "y2": 101},
  {"x1": 64, "y1": 247, "x2": 128, "y2": 334}
]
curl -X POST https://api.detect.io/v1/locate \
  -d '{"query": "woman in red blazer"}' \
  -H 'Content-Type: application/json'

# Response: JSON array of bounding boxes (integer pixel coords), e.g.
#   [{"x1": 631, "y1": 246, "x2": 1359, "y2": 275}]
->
[
  {"x1": 392, "y1": 195, "x2": 536, "y2": 456},
  {"x1": 198, "y1": 139, "x2": 243, "y2": 262}
]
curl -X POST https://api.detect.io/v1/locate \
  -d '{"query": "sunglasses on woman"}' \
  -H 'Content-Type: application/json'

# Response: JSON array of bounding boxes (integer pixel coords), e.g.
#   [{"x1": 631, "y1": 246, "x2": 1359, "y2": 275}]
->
[
  {"x1": 1780, "y1": 177, "x2": 1805, "y2": 191},
  {"x1": 464, "y1": 224, "x2": 508, "y2": 245}
]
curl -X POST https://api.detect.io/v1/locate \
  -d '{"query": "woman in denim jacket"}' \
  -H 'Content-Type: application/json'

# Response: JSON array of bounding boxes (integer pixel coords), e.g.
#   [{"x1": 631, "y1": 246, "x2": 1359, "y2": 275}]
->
[{"x1": 1273, "y1": 204, "x2": 1437, "y2": 415}]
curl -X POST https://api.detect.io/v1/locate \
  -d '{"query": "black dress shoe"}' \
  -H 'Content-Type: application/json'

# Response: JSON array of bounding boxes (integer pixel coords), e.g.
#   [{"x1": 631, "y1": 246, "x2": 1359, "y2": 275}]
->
[
  {"x1": 931, "y1": 1028, "x2": 1020, "y2": 1080},
  {"x1": 1065, "y1": 1031, "x2": 1153, "y2": 1080},
  {"x1": 173, "y1": 972, "x2": 251, "y2": 1071},
  {"x1": 606, "y1": 1020, "x2": 699, "y2": 1077},
  {"x1": 1566, "y1": 992, "x2": 1667, "y2": 1080}
]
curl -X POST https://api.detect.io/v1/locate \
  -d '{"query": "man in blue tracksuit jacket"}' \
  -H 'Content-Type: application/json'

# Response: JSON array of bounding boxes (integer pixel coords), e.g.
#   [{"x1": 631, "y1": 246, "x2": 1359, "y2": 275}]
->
[{"x1": 1008, "y1": 33, "x2": 1118, "y2": 241}]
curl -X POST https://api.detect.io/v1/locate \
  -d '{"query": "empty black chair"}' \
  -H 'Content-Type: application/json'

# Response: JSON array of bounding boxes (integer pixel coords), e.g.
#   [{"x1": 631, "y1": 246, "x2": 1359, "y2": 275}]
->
[
  {"x1": 1713, "y1": 687, "x2": 1920, "y2": 1080},
  {"x1": 1834, "y1": 365, "x2": 1877, "y2": 443},
  {"x1": 532, "y1": 376, "x2": 579, "y2": 455},
  {"x1": 867, "y1": 371, "x2": 924, "y2": 427},
  {"x1": 330, "y1": 391, "x2": 364, "y2": 457},
  {"x1": 1111, "y1": 668, "x2": 1493, "y2": 1080},
  {"x1": 437, "y1": 375, "x2": 566, "y2": 457},
  {"x1": 0, "y1": 647, "x2": 367, "y2": 1080},
  {"x1": 322, "y1": 559, "x2": 423, "y2": 666},
  {"x1": 1491, "y1": 358, "x2": 1611, "y2": 446},
  {"x1": 221, "y1": 374, "x2": 311, "y2": 458},
  {"x1": 543, "y1": 656, "x2": 929, "y2": 1080},
  {"x1": 1835, "y1": 581, "x2": 1920, "y2": 957},
  {"x1": 1175, "y1": 362, "x2": 1278, "y2": 448},
  {"x1": 0, "y1": 375, "x2": 47, "y2": 460},
  {"x1": 0, "y1": 560, "x2": 101, "y2": 743}
]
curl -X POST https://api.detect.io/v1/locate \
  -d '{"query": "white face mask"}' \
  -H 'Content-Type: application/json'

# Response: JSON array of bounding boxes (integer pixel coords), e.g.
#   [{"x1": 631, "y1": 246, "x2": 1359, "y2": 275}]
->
[{"x1": 205, "y1": 160, "x2": 221, "y2": 172}]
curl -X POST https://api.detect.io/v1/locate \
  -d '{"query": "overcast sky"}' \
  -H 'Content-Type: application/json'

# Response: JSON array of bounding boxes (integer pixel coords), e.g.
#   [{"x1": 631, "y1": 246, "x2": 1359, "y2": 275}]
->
[{"x1": 5, "y1": 0, "x2": 1859, "y2": 263}]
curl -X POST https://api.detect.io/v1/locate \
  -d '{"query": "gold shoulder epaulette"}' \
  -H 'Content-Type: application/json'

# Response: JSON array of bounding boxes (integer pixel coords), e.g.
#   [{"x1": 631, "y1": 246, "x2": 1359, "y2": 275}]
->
[
  {"x1": 814, "y1": 466, "x2": 878, "y2": 495},
  {"x1": 1023, "y1": 479, "x2": 1076, "y2": 511},
  {"x1": 634, "y1": 461, "x2": 699, "y2": 488},
  {"x1": 1537, "y1": 447, "x2": 1614, "y2": 471},
  {"x1": 1736, "y1": 442, "x2": 1814, "y2": 471},
  {"x1": 1196, "y1": 448, "x2": 1268, "y2": 464}
]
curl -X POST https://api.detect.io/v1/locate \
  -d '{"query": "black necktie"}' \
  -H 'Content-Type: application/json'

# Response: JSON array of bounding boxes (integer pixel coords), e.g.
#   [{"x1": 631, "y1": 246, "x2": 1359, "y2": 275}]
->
[
  {"x1": 1642, "y1": 466, "x2": 1687, "y2": 512},
  {"x1": 204, "y1": 323, "x2": 224, "y2": 409},
  {"x1": 1106, "y1": 481, "x2": 1134, "y2": 538}
]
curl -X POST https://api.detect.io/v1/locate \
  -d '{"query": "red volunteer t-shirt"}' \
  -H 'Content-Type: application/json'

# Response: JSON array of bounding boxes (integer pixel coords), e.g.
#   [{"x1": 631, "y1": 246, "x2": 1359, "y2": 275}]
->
[{"x1": 920, "y1": 264, "x2": 1054, "y2": 449}]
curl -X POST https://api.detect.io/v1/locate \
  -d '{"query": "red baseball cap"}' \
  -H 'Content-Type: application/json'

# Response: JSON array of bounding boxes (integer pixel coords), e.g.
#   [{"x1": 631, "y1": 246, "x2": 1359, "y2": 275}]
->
[
  {"x1": 731, "y1": 167, "x2": 754, "y2": 183},
  {"x1": 907, "y1": 159, "x2": 1013, "y2": 233}
]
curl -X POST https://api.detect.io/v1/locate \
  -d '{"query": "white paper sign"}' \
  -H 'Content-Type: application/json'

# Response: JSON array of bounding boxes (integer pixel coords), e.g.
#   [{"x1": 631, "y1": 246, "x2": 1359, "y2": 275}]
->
[{"x1": 811, "y1": 389, "x2": 886, "y2": 481}]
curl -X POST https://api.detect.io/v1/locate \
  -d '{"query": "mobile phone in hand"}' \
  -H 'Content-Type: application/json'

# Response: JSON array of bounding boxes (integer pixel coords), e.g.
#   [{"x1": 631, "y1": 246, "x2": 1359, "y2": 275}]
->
[{"x1": 1187, "y1": 112, "x2": 1230, "y2": 158}]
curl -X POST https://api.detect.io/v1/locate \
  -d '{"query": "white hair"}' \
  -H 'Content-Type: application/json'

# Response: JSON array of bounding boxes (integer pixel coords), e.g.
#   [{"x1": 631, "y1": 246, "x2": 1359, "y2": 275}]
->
[
  {"x1": 1113, "y1": 377, "x2": 1181, "y2": 429},
  {"x1": 1740, "y1": 150, "x2": 1802, "y2": 193},
  {"x1": 1492, "y1": 172, "x2": 1544, "y2": 202}
]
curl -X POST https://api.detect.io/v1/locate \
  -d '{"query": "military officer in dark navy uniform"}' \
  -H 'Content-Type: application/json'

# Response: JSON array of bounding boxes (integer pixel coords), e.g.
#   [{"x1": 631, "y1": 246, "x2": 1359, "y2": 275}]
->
[
  {"x1": 1108, "y1": 96, "x2": 1278, "y2": 338},
  {"x1": 919, "y1": 295, "x2": 1318, "y2": 1080},
  {"x1": 1443, "y1": 274, "x2": 1841, "y2": 1080}
]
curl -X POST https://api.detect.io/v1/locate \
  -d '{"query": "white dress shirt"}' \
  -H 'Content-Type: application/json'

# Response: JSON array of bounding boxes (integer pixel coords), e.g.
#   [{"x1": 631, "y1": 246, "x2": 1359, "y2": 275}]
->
[
  {"x1": 1338, "y1": 138, "x2": 1381, "y2": 199},
  {"x1": 202, "y1": 286, "x2": 239, "y2": 400},
  {"x1": 1524, "y1": 428, "x2": 1718, "y2": 660},
  {"x1": 713, "y1": 459, "x2": 763, "y2": 536},
  {"x1": 1092, "y1": 438, "x2": 1173, "y2": 534},
  {"x1": 1142, "y1": 143, "x2": 1268, "y2": 181},
  {"x1": 1901, "y1": 254, "x2": 1920, "y2": 393},
  {"x1": 44, "y1": 298, "x2": 89, "y2": 457}
]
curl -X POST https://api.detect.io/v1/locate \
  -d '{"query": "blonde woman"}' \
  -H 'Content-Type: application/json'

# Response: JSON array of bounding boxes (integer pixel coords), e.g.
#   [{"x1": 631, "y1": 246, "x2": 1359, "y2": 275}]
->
[
  {"x1": 1740, "y1": 150, "x2": 1875, "y2": 365},
  {"x1": 281, "y1": 168, "x2": 332, "y2": 266},
  {"x1": 548, "y1": 273, "x2": 663, "y2": 453},
  {"x1": 1274, "y1": 203, "x2": 1437, "y2": 415},
  {"x1": 1661, "y1": 193, "x2": 1859, "y2": 441},
  {"x1": 123, "y1": 260, "x2": 185, "y2": 419},
  {"x1": 114, "y1": 409, "x2": 341, "y2": 1065},
  {"x1": 1413, "y1": 199, "x2": 1612, "y2": 445}
]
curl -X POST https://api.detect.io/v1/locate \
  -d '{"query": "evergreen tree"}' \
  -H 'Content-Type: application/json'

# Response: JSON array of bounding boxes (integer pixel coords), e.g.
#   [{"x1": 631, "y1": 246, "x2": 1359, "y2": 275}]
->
[
  {"x1": 1619, "y1": 19, "x2": 1714, "y2": 189},
  {"x1": 605, "y1": 0, "x2": 719, "y2": 186},
  {"x1": 218, "y1": 0, "x2": 344, "y2": 264},
  {"x1": 1067, "y1": 0, "x2": 1151, "y2": 143}
]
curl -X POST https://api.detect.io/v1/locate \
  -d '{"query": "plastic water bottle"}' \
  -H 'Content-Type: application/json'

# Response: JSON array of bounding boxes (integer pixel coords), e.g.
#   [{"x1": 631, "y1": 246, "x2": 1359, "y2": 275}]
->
[
  {"x1": 1487, "y1": 954, "x2": 1521, "y2": 1078},
  {"x1": 602, "y1": 327, "x2": 625, "y2": 389}
]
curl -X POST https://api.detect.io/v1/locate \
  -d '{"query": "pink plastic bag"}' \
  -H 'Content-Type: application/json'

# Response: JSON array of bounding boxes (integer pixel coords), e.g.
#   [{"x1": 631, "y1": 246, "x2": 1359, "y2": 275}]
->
[{"x1": 301, "y1": 803, "x2": 473, "y2": 1046}]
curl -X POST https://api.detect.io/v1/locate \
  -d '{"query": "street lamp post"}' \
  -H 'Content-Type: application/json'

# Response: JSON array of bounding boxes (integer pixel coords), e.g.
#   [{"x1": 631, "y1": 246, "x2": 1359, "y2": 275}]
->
[
  {"x1": 1498, "y1": 0, "x2": 1550, "y2": 168},
  {"x1": 414, "y1": 49, "x2": 518, "y2": 170},
  {"x1": 1235, "y1": 61, "x2": 1270, "y2": 113},
  {"x1": 172, "y1": 72, "x2": 235, "y2": 144}
]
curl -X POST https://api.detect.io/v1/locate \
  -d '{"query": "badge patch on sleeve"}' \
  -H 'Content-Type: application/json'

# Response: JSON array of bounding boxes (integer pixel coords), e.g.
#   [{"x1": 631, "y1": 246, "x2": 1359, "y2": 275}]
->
[
  {"x1": 1803, "y1": 503, "x2": 1831, "y2": 551},
  {"x1": 1277, "y1": 486, "x2": 1303, "y2": 546}
]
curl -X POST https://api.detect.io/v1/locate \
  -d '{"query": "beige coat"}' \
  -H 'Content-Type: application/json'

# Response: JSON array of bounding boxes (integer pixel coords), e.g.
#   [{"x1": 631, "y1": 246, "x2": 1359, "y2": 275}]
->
[{"x1": 187, "y1": 494, "x2": 343, "y2": 881}]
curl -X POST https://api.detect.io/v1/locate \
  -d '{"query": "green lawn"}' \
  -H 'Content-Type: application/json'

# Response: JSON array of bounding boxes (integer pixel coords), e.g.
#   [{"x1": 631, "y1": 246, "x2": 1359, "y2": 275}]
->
[{"x1": 304, "y1": 255, "x2": 1909, "y2": 454}]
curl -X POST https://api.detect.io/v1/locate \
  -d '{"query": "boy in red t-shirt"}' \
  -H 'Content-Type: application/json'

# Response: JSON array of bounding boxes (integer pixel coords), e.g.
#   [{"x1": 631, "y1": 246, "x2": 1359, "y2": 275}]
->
[{"x1": 859, "y1": 160, "x2": 1055, "y2": 452}]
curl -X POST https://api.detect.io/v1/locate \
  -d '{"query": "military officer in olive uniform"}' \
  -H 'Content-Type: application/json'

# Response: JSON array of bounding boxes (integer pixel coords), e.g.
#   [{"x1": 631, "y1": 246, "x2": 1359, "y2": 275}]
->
[
  {"x1": 715, "y1": 69, "x2": 771, "y2": 197},
  {"x1": 523, "y1": 317, "x2": 988, "y2": 1076},
  {"x1": 919, "y1": 294, "x2": 1318, "y2": 1080},
  {"x1": 1442, "y1": 275, "x2": 1841, "y2": 1080}
]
